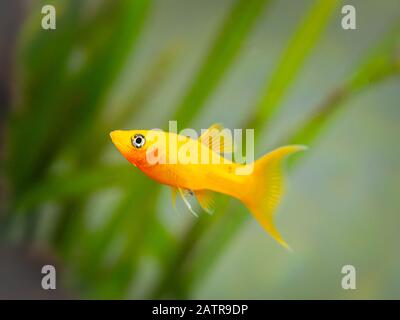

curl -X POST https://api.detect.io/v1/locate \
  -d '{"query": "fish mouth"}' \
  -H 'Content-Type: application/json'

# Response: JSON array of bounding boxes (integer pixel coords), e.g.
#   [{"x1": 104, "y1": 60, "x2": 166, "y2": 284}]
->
[
  {"x1": 110, "y1": 130, "x2": 130, "y2": 153},
  {"x1": 109, "y1": 130, "x2": 121, "y2": 138},
  {"x1": 110, "y1": 130, "x2": 122, "y2": 147}
]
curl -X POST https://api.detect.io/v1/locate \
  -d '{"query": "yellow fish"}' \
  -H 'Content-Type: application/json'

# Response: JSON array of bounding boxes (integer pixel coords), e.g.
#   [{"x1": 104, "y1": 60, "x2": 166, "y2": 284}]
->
[{"x1": 110, "y1": 124, "x2": 306, "y2": 249}]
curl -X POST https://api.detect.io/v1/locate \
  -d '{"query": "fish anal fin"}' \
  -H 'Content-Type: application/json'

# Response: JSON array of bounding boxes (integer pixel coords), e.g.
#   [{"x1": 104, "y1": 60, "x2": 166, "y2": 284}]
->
[
  {"x1": 178, "y1": 188, "x2": 198, "y2": 217},
  {"x1": 195, "y1": 190, "x2": 216, "y2": 215}
]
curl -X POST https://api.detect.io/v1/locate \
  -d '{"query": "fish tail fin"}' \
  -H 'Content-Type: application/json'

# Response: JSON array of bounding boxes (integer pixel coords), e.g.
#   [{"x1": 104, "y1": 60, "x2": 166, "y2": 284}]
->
[{"x1": 243, "y1": 145, "x2": 307, "y2": 250}]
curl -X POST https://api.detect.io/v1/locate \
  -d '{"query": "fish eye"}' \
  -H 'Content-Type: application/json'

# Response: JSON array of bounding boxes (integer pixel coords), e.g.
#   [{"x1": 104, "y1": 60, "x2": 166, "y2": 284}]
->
[{"x1": 132, "y1": 134, "x2": 146, "y2": 149}]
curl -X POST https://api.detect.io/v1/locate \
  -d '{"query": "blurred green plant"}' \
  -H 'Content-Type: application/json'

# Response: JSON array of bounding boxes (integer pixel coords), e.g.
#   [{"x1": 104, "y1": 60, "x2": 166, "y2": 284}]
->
[{"x1": 2, "y1": 0, "x2": 399, "y2": 299}]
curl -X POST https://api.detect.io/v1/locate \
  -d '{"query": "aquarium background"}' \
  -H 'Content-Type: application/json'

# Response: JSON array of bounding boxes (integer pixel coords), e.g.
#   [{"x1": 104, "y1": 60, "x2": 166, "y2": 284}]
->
[{"x1": 0, "y1": 0, "x2": 399, "y2": 299}]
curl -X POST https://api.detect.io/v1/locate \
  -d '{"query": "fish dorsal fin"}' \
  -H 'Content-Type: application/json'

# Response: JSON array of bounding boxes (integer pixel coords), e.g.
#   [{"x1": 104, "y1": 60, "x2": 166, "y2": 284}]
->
[
  {"x1": 194, "y1": 190, "x2": 216, "y2": 215},
  {"x1": 199, "y1": 123, "x2": 233, "y2": 154},
  {"x1": 178, "y1": 188, "x2": 198, "y2": 217}
]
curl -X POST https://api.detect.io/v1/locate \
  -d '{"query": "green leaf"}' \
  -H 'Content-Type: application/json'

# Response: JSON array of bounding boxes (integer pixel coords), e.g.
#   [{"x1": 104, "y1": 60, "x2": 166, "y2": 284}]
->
[
  {"x1": 173, "y1": 0, "x2": 271, "y2": 128},
  {"x1": 16, "y1": 165, "x2": 134, "y2": 210},
  {"x1": 77, "y1": 44, "x2": 179, "y2": 162},
  {"x1": 8, "y1": 0, "x2": 151, "y2": 200},
  {"x1": 8, "y1": 0, "x2": 83, "y2": 196},
  {"x1": 290, "y1": 22, "x2": 400, "y2": 145},
  {"x1": 248, "y1": 0, "x2": 341, "y2": 131}
]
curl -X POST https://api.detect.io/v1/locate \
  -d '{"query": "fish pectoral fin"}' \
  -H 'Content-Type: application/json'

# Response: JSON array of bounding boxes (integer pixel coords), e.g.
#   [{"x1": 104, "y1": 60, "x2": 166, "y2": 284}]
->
[
  {"x1": 178, "y1": 188, "x2": 198, "y2": 217},
  {"x1": 194, "y1": 190, "x2": 216, "y2": 215},
  {"x1": 199, "y1": 123, "x2": 234, "y2": 154}
]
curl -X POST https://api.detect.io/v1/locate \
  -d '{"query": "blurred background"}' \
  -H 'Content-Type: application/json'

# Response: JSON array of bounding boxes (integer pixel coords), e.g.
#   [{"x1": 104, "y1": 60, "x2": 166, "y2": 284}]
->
[{"x1": 0, "y1": 0, "x2": 399, "y2": 299}]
